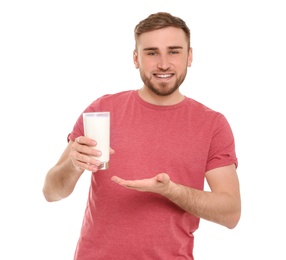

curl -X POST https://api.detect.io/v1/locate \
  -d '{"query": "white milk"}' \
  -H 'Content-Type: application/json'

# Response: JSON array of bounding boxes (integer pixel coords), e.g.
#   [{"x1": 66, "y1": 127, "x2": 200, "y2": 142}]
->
[{"x1": 83, "y1": 112, "x2": 110, "y2": 170}]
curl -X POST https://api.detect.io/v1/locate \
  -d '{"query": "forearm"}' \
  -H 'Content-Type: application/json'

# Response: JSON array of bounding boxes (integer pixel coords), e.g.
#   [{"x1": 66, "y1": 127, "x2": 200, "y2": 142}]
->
[
  {"x1": 165, "y1": 182, "x2": 241, "y2": 229},
  {"x1": 43, "y1": 159, "x2": 83, "y2": 202},
  {"x1": 111, "y1": 168, "x2": 241, "y2": 228}
]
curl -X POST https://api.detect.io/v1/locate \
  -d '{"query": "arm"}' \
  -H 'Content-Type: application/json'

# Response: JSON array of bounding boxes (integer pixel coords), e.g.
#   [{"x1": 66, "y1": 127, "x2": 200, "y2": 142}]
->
[
  {"x1": 111, "y1": 164, "x2": 241, "y2": 229},
  {"x1": 166, "y1": 164, "x2": 241, "y2": 229},
  {"x1": 43, "y1": 137, "x2": 108, "y2": 202}
]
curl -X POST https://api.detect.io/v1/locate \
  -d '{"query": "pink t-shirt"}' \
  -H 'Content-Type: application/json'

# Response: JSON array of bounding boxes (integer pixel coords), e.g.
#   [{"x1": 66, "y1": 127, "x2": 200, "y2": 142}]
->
[{"x1": 68, "y1": 90, "x2": 238, "y2": 260}]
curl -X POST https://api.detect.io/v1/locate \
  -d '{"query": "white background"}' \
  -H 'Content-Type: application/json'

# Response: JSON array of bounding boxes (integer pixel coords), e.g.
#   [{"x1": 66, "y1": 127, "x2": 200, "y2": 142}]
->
[{"x1": 1, "y1": 0, "x2": 285, "y2": 259}]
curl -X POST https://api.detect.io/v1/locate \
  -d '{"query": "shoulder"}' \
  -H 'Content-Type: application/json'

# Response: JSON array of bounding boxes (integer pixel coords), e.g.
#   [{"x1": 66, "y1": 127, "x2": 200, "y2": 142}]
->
[
  {"x1": 185, "y1": 97, "x2": 222, "y2": 117},
  {"x1": 97, "y1": 90, "x2": 134, "y2": 103},
  {"x1": 87, "y1": 90, "x2": 135, "y2": 111},
  {"x1": 184, "y1": 97, "x2": 230, "y2": 129}
]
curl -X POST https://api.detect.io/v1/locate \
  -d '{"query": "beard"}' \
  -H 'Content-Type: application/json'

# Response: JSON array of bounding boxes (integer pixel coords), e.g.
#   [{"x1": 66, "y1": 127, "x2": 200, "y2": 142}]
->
[{"x1": 139, "y1": 68, "x2": 188, "y2": 96}]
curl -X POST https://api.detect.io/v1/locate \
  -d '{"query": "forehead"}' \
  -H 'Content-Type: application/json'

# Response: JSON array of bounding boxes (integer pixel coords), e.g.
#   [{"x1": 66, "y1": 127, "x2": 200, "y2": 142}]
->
[{"x1": 137, "y1": 27, "x2": 188, "y2": 50}]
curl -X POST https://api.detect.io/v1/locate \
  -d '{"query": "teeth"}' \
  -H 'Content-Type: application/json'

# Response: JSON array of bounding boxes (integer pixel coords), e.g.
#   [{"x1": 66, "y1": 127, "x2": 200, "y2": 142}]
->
[{"x1": 157, "y1": 74, "x2": 171, "y2": 78}]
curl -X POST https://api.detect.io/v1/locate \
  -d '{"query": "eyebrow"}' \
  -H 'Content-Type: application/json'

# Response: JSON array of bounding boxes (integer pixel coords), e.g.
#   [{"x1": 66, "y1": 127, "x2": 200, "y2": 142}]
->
[{"x1": 143, "y1": 46, "x2": 183, "y2": 51}]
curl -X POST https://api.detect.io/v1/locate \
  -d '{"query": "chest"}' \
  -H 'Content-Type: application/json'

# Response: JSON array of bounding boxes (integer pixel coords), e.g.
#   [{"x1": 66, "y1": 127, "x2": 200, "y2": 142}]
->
[{"x1": 109, "y1": 108, "x2": 211, "y2": 188}]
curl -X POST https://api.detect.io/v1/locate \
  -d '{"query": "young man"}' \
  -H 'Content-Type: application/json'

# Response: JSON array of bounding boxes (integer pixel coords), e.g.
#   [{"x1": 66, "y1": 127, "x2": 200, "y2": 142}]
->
[{"x1": 43, "y1": 12, "x2": 241, "y2": 260}]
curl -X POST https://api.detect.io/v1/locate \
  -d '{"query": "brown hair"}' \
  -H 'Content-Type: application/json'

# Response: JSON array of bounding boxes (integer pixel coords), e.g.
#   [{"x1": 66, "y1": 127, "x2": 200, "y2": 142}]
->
[{"x1": 134, "y1": 12, "x2": 191, "y2": 50}]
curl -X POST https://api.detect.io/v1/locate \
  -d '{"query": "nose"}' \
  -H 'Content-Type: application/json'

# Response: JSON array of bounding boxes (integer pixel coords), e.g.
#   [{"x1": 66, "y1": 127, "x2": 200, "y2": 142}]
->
[{"x1": 157, "y1": 55, "x2": 170, "y2": 70}]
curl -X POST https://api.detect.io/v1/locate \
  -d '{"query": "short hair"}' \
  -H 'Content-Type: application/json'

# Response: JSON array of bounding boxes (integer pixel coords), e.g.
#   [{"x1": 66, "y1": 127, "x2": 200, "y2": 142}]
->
[{"x1": 134, "y1": 12, "x2": 191, "y2": 50}]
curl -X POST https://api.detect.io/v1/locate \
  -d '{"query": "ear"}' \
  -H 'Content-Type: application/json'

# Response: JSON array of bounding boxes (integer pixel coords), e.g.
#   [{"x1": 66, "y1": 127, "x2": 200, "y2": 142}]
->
[
  {"x1": 133, "y1": 50, "x2": 139, "y2": 69},
  {"x1": 187, "y1": 47, "x2": 193, "y2": 67}
]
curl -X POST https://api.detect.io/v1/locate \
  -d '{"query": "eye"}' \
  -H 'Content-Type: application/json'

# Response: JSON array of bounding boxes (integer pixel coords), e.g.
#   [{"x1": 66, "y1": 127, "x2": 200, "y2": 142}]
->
[
  {"x1": 147, "y1": 51, "x2": 157, "y2": 56},
  {"x1": 170, "y1": 50, "x2": 180, "y2": 55}
]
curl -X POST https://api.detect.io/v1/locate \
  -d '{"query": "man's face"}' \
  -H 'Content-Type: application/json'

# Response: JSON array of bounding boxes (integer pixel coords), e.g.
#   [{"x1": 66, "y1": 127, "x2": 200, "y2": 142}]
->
[{"x1": 133, "y1": 27, "x2": 192, "y2": 96}]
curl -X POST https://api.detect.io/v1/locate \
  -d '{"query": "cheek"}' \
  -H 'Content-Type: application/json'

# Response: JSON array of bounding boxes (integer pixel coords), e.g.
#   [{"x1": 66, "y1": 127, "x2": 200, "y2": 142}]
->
[{"x1": 135, "y1": 58, "x2": 150, "y2": 70}]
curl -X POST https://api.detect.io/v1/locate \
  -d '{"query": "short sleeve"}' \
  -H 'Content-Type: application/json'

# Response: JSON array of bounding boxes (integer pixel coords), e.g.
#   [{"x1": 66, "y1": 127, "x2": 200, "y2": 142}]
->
[{"x1": 206, "y1": 114, "x2": 238, "y2": 171}]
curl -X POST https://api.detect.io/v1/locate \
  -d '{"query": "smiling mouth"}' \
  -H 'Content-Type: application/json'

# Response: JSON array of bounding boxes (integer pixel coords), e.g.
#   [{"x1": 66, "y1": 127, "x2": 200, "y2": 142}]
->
[{"x1": 154, "y1": 73, "x2": 173, "y2": 78}]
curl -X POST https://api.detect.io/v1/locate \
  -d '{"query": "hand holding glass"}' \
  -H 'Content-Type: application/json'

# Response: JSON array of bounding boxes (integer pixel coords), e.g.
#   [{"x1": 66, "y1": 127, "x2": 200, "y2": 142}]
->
[{"x1": 83, "y1": 112, "x2": 110, "y2": 170}]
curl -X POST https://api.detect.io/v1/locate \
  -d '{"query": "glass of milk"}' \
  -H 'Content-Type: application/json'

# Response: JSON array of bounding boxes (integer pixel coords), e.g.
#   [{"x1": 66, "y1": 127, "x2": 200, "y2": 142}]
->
[{"x1": 82, "y1": 112, "x2": 110, "y2": 170}]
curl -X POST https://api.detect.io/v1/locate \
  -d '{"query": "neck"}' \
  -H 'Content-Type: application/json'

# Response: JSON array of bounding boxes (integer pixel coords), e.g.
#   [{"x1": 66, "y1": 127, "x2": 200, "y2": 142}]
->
[{"x1": 138, "y1": 87, "x2": 185, "y2": 106}]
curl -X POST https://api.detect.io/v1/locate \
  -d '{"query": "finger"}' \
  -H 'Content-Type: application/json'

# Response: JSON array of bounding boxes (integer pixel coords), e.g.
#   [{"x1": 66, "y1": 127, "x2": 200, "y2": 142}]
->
[
  {"x1": 111, "y1": 176, "x2": 132, "y2": 187},
  {"x1": 76, "y1": 136, "x2": 97, "y2": 146},
  {"x1": 111, "y1": 176, "x2": 123, "y2": 184}
]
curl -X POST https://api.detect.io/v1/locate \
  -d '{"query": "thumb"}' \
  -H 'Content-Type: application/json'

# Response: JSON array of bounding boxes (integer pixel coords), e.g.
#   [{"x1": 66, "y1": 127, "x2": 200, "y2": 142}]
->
[{"x1": 156, "y1": 173, "x2": 170, "y2": 183}]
